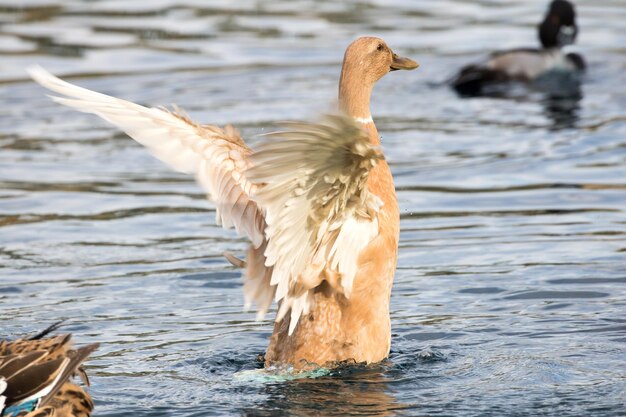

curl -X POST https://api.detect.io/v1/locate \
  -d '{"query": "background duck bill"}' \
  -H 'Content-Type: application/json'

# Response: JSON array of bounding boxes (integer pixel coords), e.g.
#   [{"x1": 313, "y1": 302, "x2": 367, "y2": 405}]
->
[{"x1": 558, "y1": 24, "x2": 577, "y2": 46}]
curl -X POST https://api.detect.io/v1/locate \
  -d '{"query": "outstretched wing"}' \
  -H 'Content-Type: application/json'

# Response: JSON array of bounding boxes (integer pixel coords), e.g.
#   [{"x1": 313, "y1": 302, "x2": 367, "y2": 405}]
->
[
  {"x1": 27, "y1": 66, "x2": 265, "y2": 248},
  {"x1": 247, "y1": 114, "x2": 384, "y2": 334},
  {"x1": 29, "y1": 68, "x2": 384, "y2": 334}
]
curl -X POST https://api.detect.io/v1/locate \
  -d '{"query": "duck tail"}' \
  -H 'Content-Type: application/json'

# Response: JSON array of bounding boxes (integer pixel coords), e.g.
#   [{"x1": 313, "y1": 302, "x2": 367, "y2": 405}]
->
[
  {"x1": 28, "y1": 320, "x2": 67, "y2": 341},
  {"x1": 451, "y1": 65, "x2": 505, "y2": 96}
]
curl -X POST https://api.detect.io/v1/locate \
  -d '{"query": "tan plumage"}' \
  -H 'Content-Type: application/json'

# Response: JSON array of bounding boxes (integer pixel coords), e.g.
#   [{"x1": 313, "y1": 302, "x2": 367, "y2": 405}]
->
[
  {"x1": 248, "y1": 115, "x2": 384, "y2": 334},
  {"x1": 0, "y1": 327, "x2": 98, "y2": 417},
  {"x1": 28, "y1": 36, "x2": 418, "y2": 368}
]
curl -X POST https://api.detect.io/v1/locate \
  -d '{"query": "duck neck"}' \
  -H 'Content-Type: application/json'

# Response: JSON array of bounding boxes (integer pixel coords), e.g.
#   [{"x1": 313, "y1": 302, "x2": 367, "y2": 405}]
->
[{"x1": 338, "y1": 68, "x2": 379, "y2": 145}]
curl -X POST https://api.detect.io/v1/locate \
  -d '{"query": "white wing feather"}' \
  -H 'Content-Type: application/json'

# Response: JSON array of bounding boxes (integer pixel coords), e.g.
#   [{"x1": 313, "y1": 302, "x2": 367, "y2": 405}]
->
[
  {"x1": 27, "y1": 66, "x2": 265, "y2": 249},
  {"x1": 248, "y1": 115, "x2": 383, "y2": 334}
]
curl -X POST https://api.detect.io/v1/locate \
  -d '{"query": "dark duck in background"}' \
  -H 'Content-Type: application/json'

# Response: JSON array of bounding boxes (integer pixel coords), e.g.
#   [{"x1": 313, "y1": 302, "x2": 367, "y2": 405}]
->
[{"x1": 451, "y1": 0, "x2": 584, "y2": 97}]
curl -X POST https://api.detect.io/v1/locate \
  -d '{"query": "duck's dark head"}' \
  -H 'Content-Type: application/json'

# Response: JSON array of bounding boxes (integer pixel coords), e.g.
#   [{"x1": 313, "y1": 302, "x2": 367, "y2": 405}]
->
[{"x1": 539, "y1": 0, "x2": 578, "y2": 49}]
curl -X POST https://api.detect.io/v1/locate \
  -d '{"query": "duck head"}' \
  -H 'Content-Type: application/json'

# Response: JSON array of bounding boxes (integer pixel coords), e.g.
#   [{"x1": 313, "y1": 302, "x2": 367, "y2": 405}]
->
[
  {"x1": 539, "y1": 0, "x2": 578, "y2": 49},
  {"x1": 338, "y1": 37, "x2": 418, "y2": 122}
]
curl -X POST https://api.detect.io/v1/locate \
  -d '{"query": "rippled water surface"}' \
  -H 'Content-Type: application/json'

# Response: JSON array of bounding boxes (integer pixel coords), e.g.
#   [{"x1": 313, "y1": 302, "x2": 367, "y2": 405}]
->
[{"x1": 1, "y1": 1, "x2": 625, "y2": 416}]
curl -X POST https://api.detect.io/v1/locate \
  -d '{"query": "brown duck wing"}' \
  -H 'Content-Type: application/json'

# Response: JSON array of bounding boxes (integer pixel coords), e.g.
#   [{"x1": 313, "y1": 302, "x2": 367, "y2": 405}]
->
[
  {"x1": 0, "y1": 351, "x2": 49, "y2": 380},
  {"x1": 39, "y1": 344, "x2": 98, "y2": 408},
  {"x1": 3, "y1": 357, "x2": 67, "y2": 404},
  {"x1": 0, "y1": 337, "x2": 98, "y2": 417}
]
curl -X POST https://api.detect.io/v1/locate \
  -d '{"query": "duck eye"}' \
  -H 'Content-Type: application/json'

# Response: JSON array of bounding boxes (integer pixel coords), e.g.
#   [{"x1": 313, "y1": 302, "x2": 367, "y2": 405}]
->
[{"x1": 377, "y1": 44, "x2": 384, "y2": 52}]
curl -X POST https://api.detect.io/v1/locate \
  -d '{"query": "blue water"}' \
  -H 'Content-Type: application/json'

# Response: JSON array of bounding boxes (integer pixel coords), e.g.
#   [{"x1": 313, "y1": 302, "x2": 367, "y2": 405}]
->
[{"x1": 1, "y1": 1, "x2": 625, "y2": 415}]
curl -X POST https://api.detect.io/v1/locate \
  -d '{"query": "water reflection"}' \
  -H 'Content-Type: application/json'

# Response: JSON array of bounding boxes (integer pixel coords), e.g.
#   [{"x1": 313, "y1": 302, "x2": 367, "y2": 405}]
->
[
  {"x1": 535, "y1": 71, "x2": 583, "y2": 130},
  {"x1": 541, "y1": 93, "x2": 581, "y2": 130},
  {"x1": 245, "y1": 364, "x2": 406, "y2": 417},
  {"x1": 450, "y1": 70, "x2": 584, "y2": 130}
]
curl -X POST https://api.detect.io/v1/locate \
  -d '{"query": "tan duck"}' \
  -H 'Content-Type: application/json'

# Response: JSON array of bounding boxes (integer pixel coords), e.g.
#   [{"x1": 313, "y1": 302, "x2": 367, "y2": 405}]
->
[
  {"x1": 29, "y1": 36, "x2": 418, "y2": 368},
  {"x1": 0, "y1": 324, "x2": 98, "y2": 417}
]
